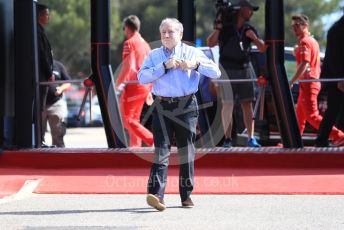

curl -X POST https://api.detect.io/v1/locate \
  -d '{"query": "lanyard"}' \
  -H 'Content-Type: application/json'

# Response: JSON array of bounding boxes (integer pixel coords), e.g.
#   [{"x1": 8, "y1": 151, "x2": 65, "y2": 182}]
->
[{"x1": 236, "y1": 27, "x2": 245, "y2": 51}]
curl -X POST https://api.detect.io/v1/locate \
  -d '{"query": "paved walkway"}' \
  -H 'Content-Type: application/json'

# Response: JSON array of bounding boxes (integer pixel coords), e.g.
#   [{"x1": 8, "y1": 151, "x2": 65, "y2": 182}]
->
[
  {"x1": 1, "y1": 193, "x2": 344, "y2": 229},
  {"x1": 48, "y1": 127, "x2": 108, "y2": 148},
  {"x1": 4, "y1": 128, "x2": 343, "y2": 229}
]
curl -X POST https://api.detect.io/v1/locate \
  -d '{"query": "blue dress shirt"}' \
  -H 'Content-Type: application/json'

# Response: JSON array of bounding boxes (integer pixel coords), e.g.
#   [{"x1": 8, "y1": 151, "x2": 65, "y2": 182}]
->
[{"x1": 138, "y1": 42, "x2": 221, "y2": 97}]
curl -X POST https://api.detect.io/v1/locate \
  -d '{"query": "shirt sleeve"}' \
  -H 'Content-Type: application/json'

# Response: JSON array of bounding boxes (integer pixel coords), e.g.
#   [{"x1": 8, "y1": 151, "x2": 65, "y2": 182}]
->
[
  {"x1": 251, "y1": 26, "x2": 259, "y2": 38},
  {"x1": 37, "y1": 30, "x2": 53, "y2": 80},
  {"x1": 59, "y1": 62, "x2": 71, "y2": 81},
  {"x1": 243, "y1": 23, "x2": 259, "y2": 43},
  {"x1": 116, "y1": 41, "x2": 133, "y2": 86},
  {"x1": 138, "y1": 52, "x2": 166, "y2": 84},
  {"x1": 299, "y1": 41, "x2": 311, "y2": 63},
  {"x1": 195, "y1": 49, "x2": 221, "y2": 79}
]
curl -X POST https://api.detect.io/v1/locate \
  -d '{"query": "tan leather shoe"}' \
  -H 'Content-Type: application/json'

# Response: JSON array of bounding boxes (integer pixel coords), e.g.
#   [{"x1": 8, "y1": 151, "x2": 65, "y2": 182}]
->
[{"x1": 146, "y1": 194, "x2": 166, "y2": 211}]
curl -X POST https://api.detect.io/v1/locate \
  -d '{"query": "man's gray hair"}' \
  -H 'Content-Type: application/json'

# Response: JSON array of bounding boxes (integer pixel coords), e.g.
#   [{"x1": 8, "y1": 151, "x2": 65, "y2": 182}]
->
[{"x1": 159, "y1": 18, "x2": 184, "y2": 32}]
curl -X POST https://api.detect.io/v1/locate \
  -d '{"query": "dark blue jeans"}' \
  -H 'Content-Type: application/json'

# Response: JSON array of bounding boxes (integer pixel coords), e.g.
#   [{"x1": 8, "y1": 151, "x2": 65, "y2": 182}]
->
[{"x1": 147, "y1": 95, "x2": 198, "y2": 202}]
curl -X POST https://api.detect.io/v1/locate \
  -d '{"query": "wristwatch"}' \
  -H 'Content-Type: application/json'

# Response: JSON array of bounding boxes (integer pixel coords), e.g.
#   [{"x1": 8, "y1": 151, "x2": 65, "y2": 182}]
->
[
  {"x1": 194, "y1": 62, "x2": 200, "y2": 71},
  {"x1": 162, "y1": 62, "x2": 168, "y2": 74}
]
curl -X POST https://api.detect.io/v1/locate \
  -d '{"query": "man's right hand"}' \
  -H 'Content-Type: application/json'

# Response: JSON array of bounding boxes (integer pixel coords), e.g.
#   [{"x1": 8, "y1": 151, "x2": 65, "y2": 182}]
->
[
  {"x1": 179, "y1": 60, "x2": 198, "y2": 71},
  {"x1": 164, "y1": 57, "x2": 179, "y2": 70}
]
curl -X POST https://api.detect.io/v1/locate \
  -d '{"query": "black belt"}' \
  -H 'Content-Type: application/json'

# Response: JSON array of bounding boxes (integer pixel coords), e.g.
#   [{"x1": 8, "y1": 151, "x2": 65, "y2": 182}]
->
[{"x1": 156, "y1": 94, "x2": 194, "y2": 103}]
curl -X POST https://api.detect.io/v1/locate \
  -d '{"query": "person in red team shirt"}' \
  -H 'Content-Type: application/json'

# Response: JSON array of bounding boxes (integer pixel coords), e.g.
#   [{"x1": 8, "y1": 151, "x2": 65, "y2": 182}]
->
[
  {"x1": 116, "y1": 15, "x2": 153, "y2": 147},
  {"x1": 290, "y1": 14, "x2": 344, "y2": 145}
]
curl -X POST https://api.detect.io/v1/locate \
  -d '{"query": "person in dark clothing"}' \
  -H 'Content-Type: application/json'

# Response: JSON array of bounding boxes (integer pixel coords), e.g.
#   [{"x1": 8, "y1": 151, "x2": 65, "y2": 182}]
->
[
  {"x1": 37, "y1": 3, "x2": 55, "y2": 147},
  {"x1": 315, "y1": 14, "x2": 344, "y2": 147},
  {"x1": 37, "y1": 3, "x2": 55, "y2": 111},
  {"x1": 207, "y1": 0, "x2": 267, "y2": 147},
  {"x1": 42, "y1": 60, "x2": 71, "y2": 147}
]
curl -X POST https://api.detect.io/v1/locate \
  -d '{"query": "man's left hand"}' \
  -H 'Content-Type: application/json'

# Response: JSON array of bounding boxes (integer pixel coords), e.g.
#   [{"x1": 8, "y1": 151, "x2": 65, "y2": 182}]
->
[{"x1": 179, "y1": 60, "x2": 198, "y2": 71}]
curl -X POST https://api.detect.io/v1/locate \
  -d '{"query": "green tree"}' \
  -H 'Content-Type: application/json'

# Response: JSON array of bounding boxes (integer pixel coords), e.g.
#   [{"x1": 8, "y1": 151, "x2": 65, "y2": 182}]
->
[
  {"x1": 116, "y1": 0, "x2": 177, "y2": 42},
  {"x1": 111, "y1": 0, "x2": 177, "y2": 71},
  {"x1": 39, "y1": 0, "x2": 122, "y2": 77},
  {"x1": 281, "y1": 0, "x2": 341, "y2": 48},
  {"x1": 38, "y1": 0, "x2": 342, "y2": 77},
  {"x1": 196, "y1": 0, "x2": 341, "y2": 49}
]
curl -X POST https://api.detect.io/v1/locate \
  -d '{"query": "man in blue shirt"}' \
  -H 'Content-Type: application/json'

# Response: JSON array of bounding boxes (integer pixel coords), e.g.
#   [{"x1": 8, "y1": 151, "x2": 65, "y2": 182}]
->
[{"x1": 138, "y1": 18, "x2": 220, "y2": 211}]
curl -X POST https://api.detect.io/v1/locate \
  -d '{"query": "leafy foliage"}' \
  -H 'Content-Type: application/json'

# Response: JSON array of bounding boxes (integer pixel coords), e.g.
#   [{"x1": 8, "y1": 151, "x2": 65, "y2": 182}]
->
[
  {"x1": 38, "y1": 0, "x2": 342, "y2": 77},
  {"x1": 279, "y1": 0, "x2": 341, "y2": 47},
  {"x1": 196, "y1": 0, "x2": 341, "y2": 49},
  {"x1": 39, "y1": 0, "x2": 121, "y2": 77}
]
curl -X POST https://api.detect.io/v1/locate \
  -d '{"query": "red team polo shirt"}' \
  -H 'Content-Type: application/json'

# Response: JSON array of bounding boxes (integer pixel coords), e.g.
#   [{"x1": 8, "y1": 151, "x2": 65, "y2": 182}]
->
[{"x1": 295, "y1": 34, "x2": 321, "y2": 81}]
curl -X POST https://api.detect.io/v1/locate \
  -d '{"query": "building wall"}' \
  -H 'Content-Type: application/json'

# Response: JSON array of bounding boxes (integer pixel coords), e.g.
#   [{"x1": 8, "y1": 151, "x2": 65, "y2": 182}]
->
[{"x1": 0, "y1": 0, "x2": 14, "y2": 148}]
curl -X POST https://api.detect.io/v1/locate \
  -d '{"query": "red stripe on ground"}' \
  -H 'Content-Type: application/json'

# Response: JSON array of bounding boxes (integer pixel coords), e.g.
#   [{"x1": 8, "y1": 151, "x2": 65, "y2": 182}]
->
[
  {"x1": 27, "y1": 168, "x2": 344, "y2": 195},
  {"x1": 1, "y1": 149, "x2": 344, "y2": 196}
]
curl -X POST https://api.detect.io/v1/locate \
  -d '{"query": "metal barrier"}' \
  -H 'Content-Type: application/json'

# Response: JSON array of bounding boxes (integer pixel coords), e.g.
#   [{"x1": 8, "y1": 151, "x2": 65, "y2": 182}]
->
[
  {"x1": 39, "y1": 79, "x2": 84, "y2": 85},
  {"x1": 119, "y1": 78, "x2": 268, "y2": 123},
  {"x1": 212, "y1": 77, "x2": 344, "y2": 122},
  {"x1": 38, "y1": 77, "x2": 343, "y2": 144},
  {"x1": 212, "y1": 77, "x2": 267, "y2": 121},
  {"x1": 40, "y1": 79, "x2": 95, "y2": 123},
  {"x1": 298, "y1": 78, "x2": 344, "y2": 83}
]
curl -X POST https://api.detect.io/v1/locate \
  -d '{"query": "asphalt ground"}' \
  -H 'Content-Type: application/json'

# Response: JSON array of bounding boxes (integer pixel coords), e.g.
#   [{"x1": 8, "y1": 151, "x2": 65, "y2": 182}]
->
[
  {"x1": 11, "y1": 128, "x2": 344, "y2": 229},
  {"x1": 1, "y1": 193, "x2": 344, "y2": 230}
]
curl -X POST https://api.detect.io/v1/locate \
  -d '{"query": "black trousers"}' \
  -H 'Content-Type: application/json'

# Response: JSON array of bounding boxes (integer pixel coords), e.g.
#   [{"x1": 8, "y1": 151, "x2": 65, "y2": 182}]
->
[
  {"x1": 147, "y1": 95, "x2": 198, "y2": 202},
  {"x1": 40, "y1": 85, "x2": 49, "y2": 112},
  {"x1": 316, "y1": 85, "x2": 344, "y2": 146}
]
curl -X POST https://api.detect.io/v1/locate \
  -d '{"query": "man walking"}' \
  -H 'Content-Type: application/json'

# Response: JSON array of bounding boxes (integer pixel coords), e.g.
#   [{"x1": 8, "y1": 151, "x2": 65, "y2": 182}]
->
[
  {"x1": 116, "y1": 15, "x2": 153, "y2": 147},
  {"x1": 139, "y1": 18, "x2": 220, "y2": 211}
]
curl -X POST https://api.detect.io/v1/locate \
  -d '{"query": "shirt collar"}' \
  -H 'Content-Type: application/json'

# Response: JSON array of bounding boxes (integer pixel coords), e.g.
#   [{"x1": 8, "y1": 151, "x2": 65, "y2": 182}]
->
[
  {"x1": 162, "y1": 42, "x2": 183, "y2": 56},
  {"x1": 298, "y1": 31, "x2": 311, "y2": 40}
]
